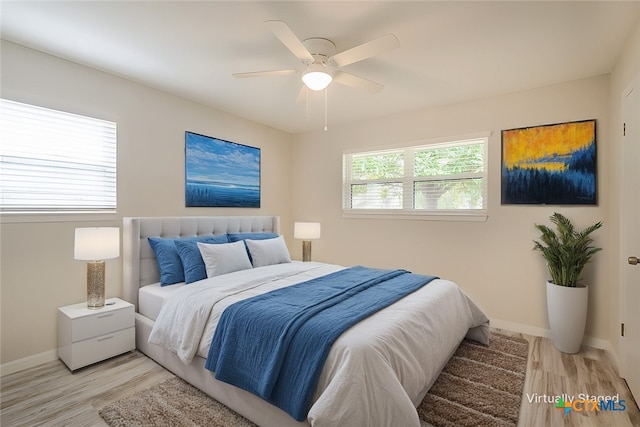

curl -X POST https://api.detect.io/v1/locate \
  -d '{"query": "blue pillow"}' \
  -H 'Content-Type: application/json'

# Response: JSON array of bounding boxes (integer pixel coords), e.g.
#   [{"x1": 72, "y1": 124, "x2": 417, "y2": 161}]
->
[
  {"x1": 227, "y1": 232, "x2": 278, "y2": 242},
  {"x1": 148, "y1": 237, "x2": 185, "y2": 286},
  {"x1": 176, "y1": 235, "x2": 229, "y2": 284}
]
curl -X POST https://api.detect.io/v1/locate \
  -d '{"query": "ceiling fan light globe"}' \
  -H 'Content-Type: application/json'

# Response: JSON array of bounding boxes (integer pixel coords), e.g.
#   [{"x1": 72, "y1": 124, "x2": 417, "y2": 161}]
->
[{"x1": 302, "y1": 71, "x2": 332, "y2": 91}]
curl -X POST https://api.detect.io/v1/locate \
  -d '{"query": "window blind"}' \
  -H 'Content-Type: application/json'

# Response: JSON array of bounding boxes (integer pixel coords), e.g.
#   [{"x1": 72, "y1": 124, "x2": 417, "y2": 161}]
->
[
  {"x1": 413, "y1": 141, "x2": 485, "y2": 210},
  {"x1": 0, "y1": 99, "x2": 117, "y2": 212},
  {"x1": 343, "y1": 137, "x2": 487, "y2": 216}
]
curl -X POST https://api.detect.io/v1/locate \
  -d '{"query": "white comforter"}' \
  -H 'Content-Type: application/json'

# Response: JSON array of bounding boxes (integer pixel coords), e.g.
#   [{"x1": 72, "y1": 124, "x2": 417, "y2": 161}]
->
[{"x1": 149, "y1": 262, "x2": 490, "y2": 427}]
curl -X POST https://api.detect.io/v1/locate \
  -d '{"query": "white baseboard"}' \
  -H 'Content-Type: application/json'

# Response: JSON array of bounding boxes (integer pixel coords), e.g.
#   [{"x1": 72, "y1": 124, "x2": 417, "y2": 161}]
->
[
  {"x1": 0, "y1": 349, "x2": 58, "y2": 377},
  {"x1": 491, "y1": 318, "x2": 620, "y2": 373},
  {"x1": 584, "y1": 336, "x2": 613, "y2": 352},
  {"x1": 490, "y1": 318, "x2": 552, "y2": 339},
  {"x1": 490, "y1": 318, "x2": 612, "y2": 351}
]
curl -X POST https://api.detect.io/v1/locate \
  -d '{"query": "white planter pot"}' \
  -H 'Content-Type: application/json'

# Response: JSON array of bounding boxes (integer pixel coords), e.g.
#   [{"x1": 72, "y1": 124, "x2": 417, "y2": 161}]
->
[{"x1": 546, "y1": 281, "x2": 589, "y2": 354}]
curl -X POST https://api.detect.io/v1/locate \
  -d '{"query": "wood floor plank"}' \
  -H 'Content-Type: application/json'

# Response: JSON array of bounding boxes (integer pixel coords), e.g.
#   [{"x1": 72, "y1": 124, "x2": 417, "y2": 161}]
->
[
  {"x1": 1, "y1": 351, "x2": 172, "y2": 427},
  {"x1": 1, "y1": 332, "x2": 638, "y2": 427},
  {"x1": 509, "y1": 330, "x2": 640, "y2": 427}
]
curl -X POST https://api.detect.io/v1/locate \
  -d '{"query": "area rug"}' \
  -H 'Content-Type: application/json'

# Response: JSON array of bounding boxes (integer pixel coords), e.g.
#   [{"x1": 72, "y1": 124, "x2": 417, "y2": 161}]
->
[
  {"x1": 417, "y1": 332, "x2": 529, "y2": 427},
  {"x1": 98, "y1": 377, "x2": 257, "y2": 427},
  {"x1": 99, "y1": 332, "x2": 528, "y2": 427}
]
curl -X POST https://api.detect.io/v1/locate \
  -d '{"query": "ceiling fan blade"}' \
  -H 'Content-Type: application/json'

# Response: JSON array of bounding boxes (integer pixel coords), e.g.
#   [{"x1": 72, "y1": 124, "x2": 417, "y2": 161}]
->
[
  {"x1": 233, "y1": 69, "x2": 297, "y2": 78},
  {"x1": 265, "y1": 20, "x2": 314, "y2": 62},
  {"x1": 332, "y1": 71, "x2": 384, "y2": 94},
  {"x1": 330, "y1": 33, "x2": 399, "y2": 68}
]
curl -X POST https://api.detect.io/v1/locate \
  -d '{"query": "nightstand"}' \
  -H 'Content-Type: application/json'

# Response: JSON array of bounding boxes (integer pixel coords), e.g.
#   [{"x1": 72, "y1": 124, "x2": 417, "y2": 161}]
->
[{"x1": 57, "y1": 297, "x2": 135, "y2": 371}]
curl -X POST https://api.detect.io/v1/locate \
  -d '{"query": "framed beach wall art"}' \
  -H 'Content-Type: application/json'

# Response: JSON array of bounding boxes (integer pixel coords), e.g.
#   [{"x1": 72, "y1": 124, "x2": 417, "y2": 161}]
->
[
  {"x1": 501, "y1": 119, "x2": 597, "y2": 205},
  {"x1": 185, "y1": 131, "x2": 260, "y2": 208}
]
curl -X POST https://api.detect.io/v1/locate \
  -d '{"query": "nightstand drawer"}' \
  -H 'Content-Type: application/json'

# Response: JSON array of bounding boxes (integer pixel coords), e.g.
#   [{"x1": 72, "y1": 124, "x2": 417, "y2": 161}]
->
[
  {"x1": 58, "y1": 298, "x2": 136, "y2": 371},
  {"x1": 68, "y1": 327, "x2": 135, "y2": 370},
  {"x1": 71, "y1": 305, "x2": 134, "y2": 342}
]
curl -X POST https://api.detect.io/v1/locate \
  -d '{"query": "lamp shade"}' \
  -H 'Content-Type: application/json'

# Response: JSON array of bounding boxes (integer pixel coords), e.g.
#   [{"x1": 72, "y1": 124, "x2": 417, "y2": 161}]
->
[
  {"x1": 302, "y1": 70, "x2": 332, "y2": 91},
  {"x1": 294, "y1": 222, "x2": 321, "y2": 240},
  {"x1": 74, "y1": 227, "x2": 120, "y2": 260}
]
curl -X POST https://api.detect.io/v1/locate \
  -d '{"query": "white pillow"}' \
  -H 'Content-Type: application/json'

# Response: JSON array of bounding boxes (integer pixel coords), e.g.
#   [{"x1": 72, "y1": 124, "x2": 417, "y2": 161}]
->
[
  {"x1": 197, "y1": 241, "x2": 252, "y2": 277},
  {"x1": 245, "y1": 235, "x2": 292, "y2": 267}
]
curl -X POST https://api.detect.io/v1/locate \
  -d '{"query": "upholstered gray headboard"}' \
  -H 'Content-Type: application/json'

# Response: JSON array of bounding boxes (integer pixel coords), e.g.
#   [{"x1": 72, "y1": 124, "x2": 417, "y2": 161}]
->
[{"x1": 122, "y1": 216, "x2": 280, "y2": 310}]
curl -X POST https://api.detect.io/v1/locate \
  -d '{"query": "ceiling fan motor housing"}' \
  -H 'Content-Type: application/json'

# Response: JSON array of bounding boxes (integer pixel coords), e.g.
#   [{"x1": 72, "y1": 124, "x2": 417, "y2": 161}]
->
[{"x1": 302, "y1": 38, "x2": 336, "y2": 67}]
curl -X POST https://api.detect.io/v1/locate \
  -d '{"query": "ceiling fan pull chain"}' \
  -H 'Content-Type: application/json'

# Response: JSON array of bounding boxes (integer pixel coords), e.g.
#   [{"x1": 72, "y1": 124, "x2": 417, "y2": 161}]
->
[
  {"x1": 305, "y1": 87, "x2": 310, "y2": 122},
  {"x1": 324, "y1": 88, "x2": 328, "y2": 131}
]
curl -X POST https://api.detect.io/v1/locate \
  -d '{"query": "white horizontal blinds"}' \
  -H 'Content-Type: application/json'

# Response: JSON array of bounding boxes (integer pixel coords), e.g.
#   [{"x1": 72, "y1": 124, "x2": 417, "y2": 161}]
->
[
  {"x1": 343, "y1": 138, "x2": 487, "y2": 213},
  {"x1": 349, "y1": 150, "x2": 404, "y2": 209},
  {"x1": 413, "y1": 140, "x2": 485, "y2": 210},
  {"x1": 414, "y1": 178, "x2": 484, "y2": 209},
  {"x1": 0, "y1": 99, "x2": 117, "y2": 212}
]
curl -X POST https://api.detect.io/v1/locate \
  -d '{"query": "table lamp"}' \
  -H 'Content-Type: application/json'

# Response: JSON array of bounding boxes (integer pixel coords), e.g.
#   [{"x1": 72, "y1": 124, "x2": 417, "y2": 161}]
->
[
  {"x1": 294, "y1": 222, "x2": 321, "y2": 262},
  {"x1": 74, "y1": 227, "x2": 120, "y2": 309}
]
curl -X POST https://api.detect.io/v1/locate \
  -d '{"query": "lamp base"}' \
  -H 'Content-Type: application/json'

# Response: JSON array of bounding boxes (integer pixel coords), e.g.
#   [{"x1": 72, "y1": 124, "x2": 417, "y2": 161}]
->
[
  {"x1": 87, "y1": 260, "x2": 105, "y2": 309},
  {"x1": 302, "y1": 240, "x2": 312, "y2": 262}
]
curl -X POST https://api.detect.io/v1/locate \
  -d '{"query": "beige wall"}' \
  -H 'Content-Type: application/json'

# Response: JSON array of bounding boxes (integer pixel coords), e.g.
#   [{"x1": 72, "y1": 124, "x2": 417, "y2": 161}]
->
[
  {"x1": 291, "y1": 75, "x2": 613, "y2": 345},
  {"x1": 0, "y1": 41, "x2": 293, "y2": 366}
]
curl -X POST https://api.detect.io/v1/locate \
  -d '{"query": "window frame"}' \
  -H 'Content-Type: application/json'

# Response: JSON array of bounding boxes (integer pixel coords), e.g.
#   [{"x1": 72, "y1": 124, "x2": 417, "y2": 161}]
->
[
  {"x1": 0, "y1": 99, "x2": 117, "y2": 221},
  {"x1": 342, "y1": 133, "x2": 489, "y2": 221}
]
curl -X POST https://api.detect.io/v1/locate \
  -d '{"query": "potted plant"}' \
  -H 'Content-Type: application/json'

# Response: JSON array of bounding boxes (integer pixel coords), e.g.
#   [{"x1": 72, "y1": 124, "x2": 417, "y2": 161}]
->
[{"x1": 533, "y1": 212, "x2": 603, "y2": 353}]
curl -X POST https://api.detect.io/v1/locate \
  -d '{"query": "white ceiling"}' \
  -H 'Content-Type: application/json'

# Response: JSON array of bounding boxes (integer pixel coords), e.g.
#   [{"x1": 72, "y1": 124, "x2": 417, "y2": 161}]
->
[{"x1": 2, "y1": 1, "x2": 639, "y2": 134}]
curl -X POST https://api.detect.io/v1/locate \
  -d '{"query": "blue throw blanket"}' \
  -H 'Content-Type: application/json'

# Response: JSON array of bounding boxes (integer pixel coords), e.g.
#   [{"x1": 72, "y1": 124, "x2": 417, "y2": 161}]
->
[{"x1": 205, "y1": 266, "x2": 438, "y2": 421}]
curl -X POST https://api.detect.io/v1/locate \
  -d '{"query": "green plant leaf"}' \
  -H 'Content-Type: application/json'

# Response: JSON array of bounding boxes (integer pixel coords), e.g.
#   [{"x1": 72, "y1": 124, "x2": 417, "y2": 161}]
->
[{"x1": 532, "y1": 212, "x2": 602, "y2": 287}]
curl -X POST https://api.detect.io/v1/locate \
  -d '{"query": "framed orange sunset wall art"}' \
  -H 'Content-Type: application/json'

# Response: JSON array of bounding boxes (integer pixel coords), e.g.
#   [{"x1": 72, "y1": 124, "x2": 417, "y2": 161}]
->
[{"x1": 501, "y1": 119, "x2": 597, "y2": 205}]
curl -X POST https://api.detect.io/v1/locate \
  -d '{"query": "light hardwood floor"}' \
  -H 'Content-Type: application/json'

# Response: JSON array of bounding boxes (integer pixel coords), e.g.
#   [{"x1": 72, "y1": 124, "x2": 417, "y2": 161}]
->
[
  {"x1": 501, "y1": 329, "x2": 640, "y2": 427},
  {"x1": 1, "y1": 330, "x2": 638, "y2": 427}
]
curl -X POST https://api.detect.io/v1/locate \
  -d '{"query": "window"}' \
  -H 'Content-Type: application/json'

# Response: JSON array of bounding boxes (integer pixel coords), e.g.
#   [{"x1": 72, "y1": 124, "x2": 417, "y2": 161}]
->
[
  {"x1": 1, "y1": 99, "x2": 117, "y2": 213},
  {"x1": 342, "y1": 136, "x2": 487, "y2": 219}
]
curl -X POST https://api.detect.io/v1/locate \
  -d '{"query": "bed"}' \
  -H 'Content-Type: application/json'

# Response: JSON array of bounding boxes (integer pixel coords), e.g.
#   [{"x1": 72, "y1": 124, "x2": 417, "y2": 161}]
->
[{"x1": 122, "y1": 215, "x2": 490, "y2": 427}]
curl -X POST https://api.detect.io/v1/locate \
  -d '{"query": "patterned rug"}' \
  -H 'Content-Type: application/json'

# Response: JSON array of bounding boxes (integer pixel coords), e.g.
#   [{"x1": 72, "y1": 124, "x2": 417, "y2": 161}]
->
[{"x1": 99, "y1": 332, "x2": 529, "y2": 427}]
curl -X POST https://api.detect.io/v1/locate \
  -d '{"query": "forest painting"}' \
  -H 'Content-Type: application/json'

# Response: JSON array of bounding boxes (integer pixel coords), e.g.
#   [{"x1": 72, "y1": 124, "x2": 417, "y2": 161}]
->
[{"x1": 501, "y1": 119, "x2": 596, "y2": 205}]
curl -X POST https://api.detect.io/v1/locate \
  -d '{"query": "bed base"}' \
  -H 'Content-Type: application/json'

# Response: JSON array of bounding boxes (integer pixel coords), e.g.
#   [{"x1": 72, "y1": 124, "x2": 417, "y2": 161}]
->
[
  {"x1": 123, "y1": 216, "x2": 306, "y2": 427},
  {"x1": 136, "y1": 314, "x2": 307, "y2": 427}
]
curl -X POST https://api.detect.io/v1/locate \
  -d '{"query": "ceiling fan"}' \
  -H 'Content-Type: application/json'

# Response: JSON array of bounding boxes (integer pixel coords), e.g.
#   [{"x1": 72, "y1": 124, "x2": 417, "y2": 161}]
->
[{"x1": 233, "y1": 21, "x2": 399, "y2": 95}]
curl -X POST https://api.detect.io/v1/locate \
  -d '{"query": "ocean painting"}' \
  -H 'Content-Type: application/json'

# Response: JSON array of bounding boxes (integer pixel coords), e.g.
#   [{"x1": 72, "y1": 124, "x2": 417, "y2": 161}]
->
[
  {"x1": 501, "y1": 120, "x2": 596, "y2": 205},
  {"x1": 185, "y1": 132, "x2": 260, "y2": 208}
]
